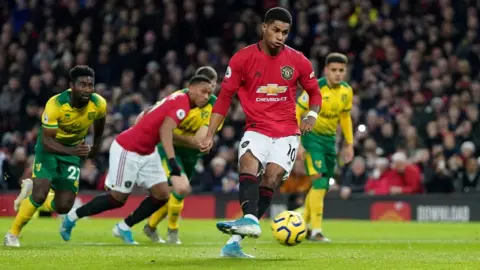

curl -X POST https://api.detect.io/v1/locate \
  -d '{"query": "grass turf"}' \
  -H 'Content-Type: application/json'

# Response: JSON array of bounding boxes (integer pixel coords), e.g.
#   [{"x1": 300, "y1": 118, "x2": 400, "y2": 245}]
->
[{"x1": 1, "y1": 218, "x2": 480, "y2": 269}]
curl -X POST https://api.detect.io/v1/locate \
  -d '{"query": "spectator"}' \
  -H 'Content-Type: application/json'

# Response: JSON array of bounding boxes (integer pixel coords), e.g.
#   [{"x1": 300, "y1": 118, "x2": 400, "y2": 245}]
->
[
  {"x1": 340, "y1": 156, "x2": 368, "y2": 199},
  {"x1": 365, "y1": 153, "x2": 423, "y2": 195}
]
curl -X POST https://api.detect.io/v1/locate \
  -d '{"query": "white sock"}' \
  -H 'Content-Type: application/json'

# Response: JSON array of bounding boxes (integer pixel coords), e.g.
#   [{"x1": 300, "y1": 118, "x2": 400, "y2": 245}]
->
[
  {"x1": 311, "y1": 229, "x2": 322, "y2": 237},
  {"x1": 118, "y1": 221, "x2": 130, "y2": 231},
  {"x1": 67, "y1": 209, "x2": 79, "y2": 222},
  {"x1": 226, "y1": 235, "x2": 243, "y2": 244},
  {"x1": 244, "y1": 214, "x2": 259, "y2": 223}
]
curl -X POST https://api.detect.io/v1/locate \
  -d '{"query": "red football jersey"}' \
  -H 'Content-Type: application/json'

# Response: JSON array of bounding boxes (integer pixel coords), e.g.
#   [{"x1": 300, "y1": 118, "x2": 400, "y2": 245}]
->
[
  {"x1": 116, "y1": 92, "x2": 191, "y2": 155},
  {"x1": 213, "y1": 43, "x2": 322, "y2": 138}
]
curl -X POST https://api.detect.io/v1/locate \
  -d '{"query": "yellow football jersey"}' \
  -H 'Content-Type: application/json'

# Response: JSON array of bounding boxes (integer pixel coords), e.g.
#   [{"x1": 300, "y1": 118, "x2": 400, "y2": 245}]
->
[
  {"x1": 296, "y1": 77, "x2": 353, "y2": 137},
  {"x1": 41, "y1": 89, "x2": 107, "y2": 145},
  {"x1": 172, "y1": 89, "x2": 222, "y2": 136}
]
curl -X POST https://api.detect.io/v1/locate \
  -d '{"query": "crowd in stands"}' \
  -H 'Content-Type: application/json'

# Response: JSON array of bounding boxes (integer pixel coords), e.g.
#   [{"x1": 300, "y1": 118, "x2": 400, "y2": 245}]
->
[{"x1": 1, "y1": 0, "x2": 479, "y2": 197}]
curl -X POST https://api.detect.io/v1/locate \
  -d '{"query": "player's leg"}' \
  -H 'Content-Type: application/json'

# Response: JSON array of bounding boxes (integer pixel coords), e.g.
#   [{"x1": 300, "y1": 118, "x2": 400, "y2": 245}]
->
[
  {"x1": 216, "y1": 131, "x2": 269, "y2": 238},
  {"x1": 219, "y1": 131, "x2": 269, "y2": 258},
  {"x1": 114, "y1": 150, "x2": 172, "y2": 244},
  {"x1": 5, "y1": 154, "x2": 55, "y2": 247},
  {"x1": 166, "y1": 157, "x2": 195, "y2": 244},
  {"x1": 60, "y1": 141, "x2": 133, "y2": 242},
  {"x1": 302, "y1": 134, "x2": 334, "y2": 242},
  {"x1": 307, "y1": 153, "x2": 334, "y2": 242},
  {"x1": 257, "y1": 135, "x2": 301, "y2": 219},
  {"x1": 37, "y1": 190, "x2": 56, "y2": 212}
]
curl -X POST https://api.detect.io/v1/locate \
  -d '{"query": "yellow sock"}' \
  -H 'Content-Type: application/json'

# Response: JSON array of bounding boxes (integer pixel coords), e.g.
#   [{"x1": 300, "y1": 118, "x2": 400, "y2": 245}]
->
[
  {"x1": 309, "y1": 188, "x2": 326, "y2": 230},
  {"x1": 9, "y1": 196, "x2": 40, "y2": 236},
  {"x1": 148, "y1": 202, "x2": 168, "y2": 228},
  {"x1": 38, "y1": 192, "x2": 55, "y2": 212},
  {"x1": 167, "y1": 192, "x2": 184, "y2": 230},
  {"x1": 303, "y1": 189, "x2": 312, "y2": 224}
]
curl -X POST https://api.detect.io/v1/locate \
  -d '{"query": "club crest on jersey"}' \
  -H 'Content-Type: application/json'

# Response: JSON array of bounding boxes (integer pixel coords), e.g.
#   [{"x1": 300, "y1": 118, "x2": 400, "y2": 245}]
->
[
  {"x1": 281, "y1": 66, "x2": 294, "y2": 80},
  {"x1": 342, "y1": 94, "x2": 348, "y2": 104},
  {"x1": 88, "y1": 112, "x2": 96, "y2": 120}
]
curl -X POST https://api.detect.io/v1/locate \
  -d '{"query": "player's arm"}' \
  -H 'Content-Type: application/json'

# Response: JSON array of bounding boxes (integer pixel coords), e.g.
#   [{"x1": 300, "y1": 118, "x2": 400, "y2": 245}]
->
[
  {"x1": 205, "y1": 54, "x2": 243, "y2": 139},
  {"x1": 297, "y1": 54, "x2": 322, "y2": 116},
  {"x1": 160, "y1": 97, "x2": 189, "y2": 176},
  {"x1": 339, "y1": 89, "x2": 354, "y2": 163},
  {"x1": 90, "y1": 97, "x2": 107, "y2": 158}
]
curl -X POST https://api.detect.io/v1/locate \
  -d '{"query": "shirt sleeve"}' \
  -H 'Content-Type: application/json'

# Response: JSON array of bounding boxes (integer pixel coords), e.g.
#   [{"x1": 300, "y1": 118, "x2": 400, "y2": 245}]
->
[
  {"x1": 41, "y1": 97, "x2": 61, "y2": 129},
  {"x1": 94, "y1": 94, "x2": 108, "y2": 119},
  {"x1": 297, "y1": 53, "x2": 322, "y2": 108},
  {"x1": 343, "y1": 86, "x2": 353, "y2": 112},
  {"x1": 213, "y1": 52, "x2": 244, "y2": 116},
  {"x1": 165, "y1": 94, "x2": 190, "y2": 126}
]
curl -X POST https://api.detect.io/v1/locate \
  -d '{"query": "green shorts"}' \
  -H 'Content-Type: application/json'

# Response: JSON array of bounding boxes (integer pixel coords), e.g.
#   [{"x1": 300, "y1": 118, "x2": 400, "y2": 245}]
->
[
  {"x1": 157, "y1": 144, "x2": 199, "y2": 184},
  {"x1": 302, "y1": 132, "x2": 336, "y2": 189},
  {"x1": 32, "y1": 150, "x2": 82, "y2": 193}
]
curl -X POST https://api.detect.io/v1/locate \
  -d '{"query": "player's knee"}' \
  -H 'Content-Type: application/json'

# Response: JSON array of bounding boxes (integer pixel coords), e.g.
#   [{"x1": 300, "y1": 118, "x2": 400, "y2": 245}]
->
[
  {"x1": 55, "y1": 200, "x2": 74, "y2": 214},
  {"x1": 239, "y1": 151, "x2": 260, "y2": 175},
  {"x1": 150, "y1": 182, "x2": 170, "y2": 201},
  {"x1": 262, "y1": 168, "x2": 285, "y2": 189},
  {"x1": 169, "y1": 175, "x2": 191, "y2": 197},
  {"x1": 109, "y1": 190, "x2": 129, "y2": 205},
  {"x1": 172, "y1": 183, "x2": 191, "y2": 197},
  {"x1": 31, "y1": 179, "x2": 51, "y2": 204}
]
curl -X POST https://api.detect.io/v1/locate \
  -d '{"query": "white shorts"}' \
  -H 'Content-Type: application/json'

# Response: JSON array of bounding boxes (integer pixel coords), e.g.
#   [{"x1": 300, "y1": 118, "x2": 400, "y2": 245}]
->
[
  {"x1": 238, "y1": 131, "x2": 300, "y2": 179},
  {"x1": 105, "y1": 140, "x2": 168, "y2": 193}
]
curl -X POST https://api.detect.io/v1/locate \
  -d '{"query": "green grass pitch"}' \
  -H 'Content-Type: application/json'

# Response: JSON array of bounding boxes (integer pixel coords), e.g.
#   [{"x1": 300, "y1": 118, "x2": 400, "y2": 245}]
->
[{"x1": 1, "y1": 218, "x2": 480, "y2": 269}]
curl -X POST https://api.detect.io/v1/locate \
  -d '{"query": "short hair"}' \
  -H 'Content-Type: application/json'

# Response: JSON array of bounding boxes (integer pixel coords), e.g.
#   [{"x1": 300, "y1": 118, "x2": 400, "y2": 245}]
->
[
  {"x1": 264, "y1": 7, "x2": 292, "y2": 25},
  {"x1": 189, "y1": 75, "x2": 212, "y2": 86},
  {"x1": 326, "y1": 53, "x2": 348, "y2": 65},
  {"x1": 70, "y1": 65, "x2": 94, "y2": 82},
  {"x1": 195, "y1": 66, "x2": 217, "y2": 81}
]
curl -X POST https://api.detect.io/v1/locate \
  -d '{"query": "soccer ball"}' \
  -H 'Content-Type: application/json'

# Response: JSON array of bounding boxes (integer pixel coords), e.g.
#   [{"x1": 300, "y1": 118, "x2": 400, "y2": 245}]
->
[{"x1": 271, "y1": 210, "x2": 307, "y2": 246}]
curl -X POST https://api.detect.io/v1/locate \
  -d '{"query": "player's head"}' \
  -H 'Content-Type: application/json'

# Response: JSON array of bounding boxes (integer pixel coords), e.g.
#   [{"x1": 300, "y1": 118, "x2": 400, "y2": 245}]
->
[
  {"x1": 195, "y1": 66, "x2": 218, "y2": 89},
  {"x1": 325, "y1": 53, "x2": 348, "y2": 85},
  {"x1": 262, "y1": 7, "x2": 292, "y2": 50},
  {"x1": 187, "y1": 75, "x2": 213, "y2": 107},
  {"x1": 70, "y1": 65, "x2": 95, "y2": 106}
]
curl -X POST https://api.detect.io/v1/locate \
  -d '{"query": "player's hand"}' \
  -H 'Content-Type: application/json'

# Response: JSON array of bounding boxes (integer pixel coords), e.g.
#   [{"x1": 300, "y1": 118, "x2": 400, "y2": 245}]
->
[
  {"x1": 199, "y1": 136, "x2": 214, "y2": 153},
  {"x1": 342, "y1": 144, "x2": 354, "y2": 164},
  {"x1": 74, "y1": 144, "x2": 91, "y2": 158},
  {"x1": 87, "y1": 144, "x2": 100, "y2": 159},
  {"x1": 300, "y1": 116, "x2": 316, "y2": 134}
]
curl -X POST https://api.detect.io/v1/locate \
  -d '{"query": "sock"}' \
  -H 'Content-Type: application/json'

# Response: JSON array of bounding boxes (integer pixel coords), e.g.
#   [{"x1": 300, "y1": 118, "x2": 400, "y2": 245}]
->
[
  {"x1": 226, "y1": 234, "x2": 244, "y2": 244},
  {"x1": 75, "y1": 193, "x2": 124, "y2": 220},
  {"x1": 118, "y1": 220, "x2": 130, "y2": 230},
  {"x1": 308, "y1": 186, "x2": 326, "y2": 231},
  {"x1": 9, "y1": 196, "x2": 41, "y2": 236},
  {"x1": 167, "y1": 192, "x2": 185, "y2": 230},
  {"x1": 303, "y1": 189, "x2": 312, "y2": 225},
  {"x1": 147, "y1": 203, "x2": 168, "y2": 229},
  {"x1": 38, "y1": 192, "x2": 55, "y2": 212},
  {"x1": 238, "y1": 173, "x2": 259, "y2": 216},
  {"x1": 124, "y1": 196, "x2": 168, "y2": 227},
  {"x1": 257, "y1": 186, "x2": 274, "y2": 219}
]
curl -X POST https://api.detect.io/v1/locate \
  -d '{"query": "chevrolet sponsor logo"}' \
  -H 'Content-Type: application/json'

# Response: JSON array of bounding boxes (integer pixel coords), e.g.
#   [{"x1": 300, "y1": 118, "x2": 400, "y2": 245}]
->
[{"x1": 256, "y1": 84, "x2": 288, "y2": 96}]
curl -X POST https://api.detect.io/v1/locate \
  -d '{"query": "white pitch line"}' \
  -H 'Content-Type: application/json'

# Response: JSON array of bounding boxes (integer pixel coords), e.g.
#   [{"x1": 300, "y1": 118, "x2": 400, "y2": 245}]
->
[{"x1": 69, "y1": 239, "x2": 480, "y2": 246}]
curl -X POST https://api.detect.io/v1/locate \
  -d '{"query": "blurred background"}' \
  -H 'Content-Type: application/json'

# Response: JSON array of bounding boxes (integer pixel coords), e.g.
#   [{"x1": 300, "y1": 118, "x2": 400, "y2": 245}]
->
[{"x1": 0, "y1": 0, "x2": 479, "y2": 220}]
